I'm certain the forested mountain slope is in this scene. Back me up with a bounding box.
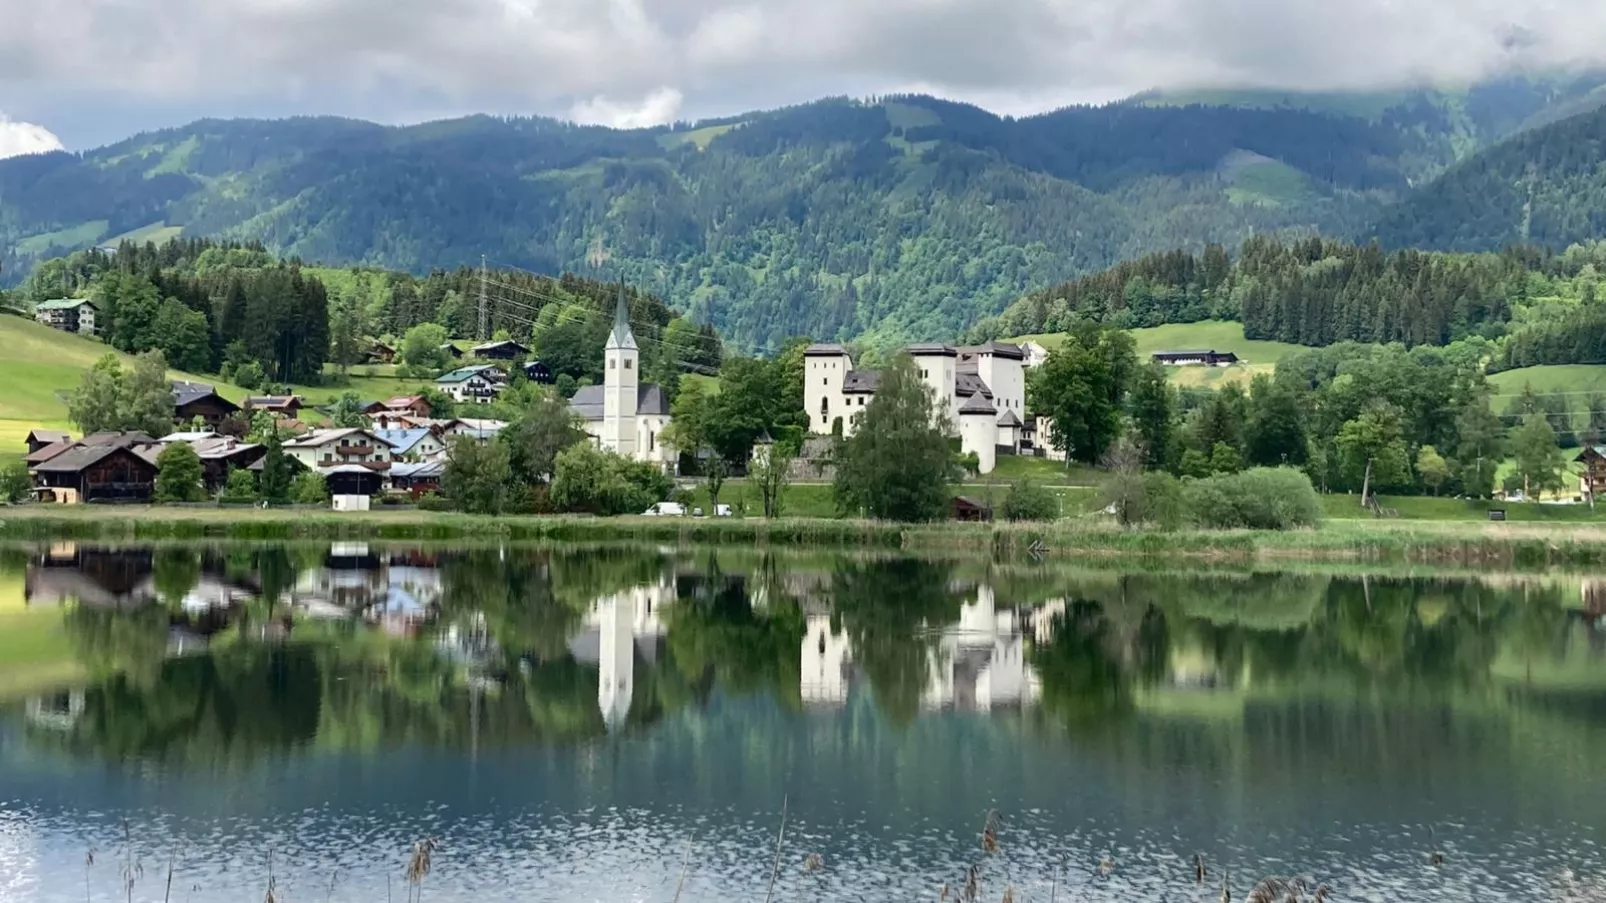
[1369,105,1606,253]
[3,77,1603,348]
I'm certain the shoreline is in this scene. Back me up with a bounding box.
[6,506,1606,566]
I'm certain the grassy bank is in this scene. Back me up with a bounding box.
[8,506,1606,568]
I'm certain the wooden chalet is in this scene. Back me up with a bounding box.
[31,445,158,504]
[521,360,554,384]
[243,395,305,418]
[1576,446,1606,498]
[172,382,241,427]
[366,340,398,364]
[1151,350,1239,367]
[25,430,72,455]
[472,339,530,361]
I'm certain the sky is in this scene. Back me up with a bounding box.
[2,0,1605,155]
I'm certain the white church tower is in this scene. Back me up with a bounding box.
[602,287,639,456]
[597,592,635,732]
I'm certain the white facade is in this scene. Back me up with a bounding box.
[283,429,392,471]
[801,613,852,706]
[804,341,1034,476]
[436,366,504,404]
[589,581,671,731]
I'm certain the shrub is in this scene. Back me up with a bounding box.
[233,361,265,390]
[291,472,329,505]
[219,467,257,503]
[1143,471,1186,531]
[1184,467,1323,530]
[417,493,456,512]
[0,459,30,503]
[154,442,206,503]
[550,443,673,516]
[999,480,1058,521]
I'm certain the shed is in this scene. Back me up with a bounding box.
[952,496,993,523]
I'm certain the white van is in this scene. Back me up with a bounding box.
[642,502,687,517]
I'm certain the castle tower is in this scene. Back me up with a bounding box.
[959,392,997,475]
[603,287,639,457]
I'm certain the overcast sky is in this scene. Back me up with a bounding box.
[2,0,1604,154]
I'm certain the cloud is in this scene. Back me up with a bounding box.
[570,88,685,128]
[3,0,1606,144]
[0,113,62,158]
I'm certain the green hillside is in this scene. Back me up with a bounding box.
[5,74,1602,349]
[1011,321,1302,389]
[0,314,250,455]
[1489,365,1606,416]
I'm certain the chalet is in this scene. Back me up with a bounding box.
[243,395,304,418]
[521,360,554,384]
[440,343,464,360]
[366,340,398,364]
[390,461,444,499]
[952,496,993,523]
[373,428,447,462]
[25,441,77,469]
[1576,446,1606,498]
[34,298,97,335]
[172,382,241,427]
[472,339,530,361]
[25,430,72,455]
[436,365,504,404]
[282,429,393,471]
[1151,350,1239,367]
[157,434,266,491]
[31,445,158,504]
[440,418,508,445]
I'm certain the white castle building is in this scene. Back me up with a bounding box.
[567,291,675,466]
[803,341,1030,475]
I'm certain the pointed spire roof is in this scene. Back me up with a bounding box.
[606,285,637,351]
[959,392,996,415]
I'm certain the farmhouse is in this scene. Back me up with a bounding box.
[25,430,72,455]
[172,382,240,427]
[803,340,1030,475]
[373,428,447,462]
[435,365,504,404]
[1151,349,1239,367]
[243,395,304,418]
[566,292,674,465]
[34,298,97,335]
[31,445,158,504]
[472,339,530,361]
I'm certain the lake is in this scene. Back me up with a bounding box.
[1,542,1605,902]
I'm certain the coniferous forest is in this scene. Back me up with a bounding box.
[4,73,1606,349]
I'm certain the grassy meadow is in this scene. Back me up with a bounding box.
[1010,320,1304,390]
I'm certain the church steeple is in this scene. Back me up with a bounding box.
[607,285,637,351]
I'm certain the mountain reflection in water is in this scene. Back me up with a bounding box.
[2,543,1606,902]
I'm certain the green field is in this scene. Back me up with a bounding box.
[1010,320,1304,389]
[106,221,184,246]
[0,315,250,453]
[1489,365,1606,415]
[12,220,109,256]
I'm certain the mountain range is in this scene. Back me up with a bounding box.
[4,71,1606,350]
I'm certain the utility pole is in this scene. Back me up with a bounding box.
[478,254,488,340]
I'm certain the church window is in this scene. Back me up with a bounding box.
[624,359,632,370]
[648,431,655,451]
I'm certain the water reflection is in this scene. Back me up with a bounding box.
[2,544,1606,901]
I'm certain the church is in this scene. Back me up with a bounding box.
[567,291,675,466]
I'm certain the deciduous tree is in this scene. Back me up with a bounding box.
[833,354,955,522]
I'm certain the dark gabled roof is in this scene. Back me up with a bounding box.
[81,431,159,448]
[472,339,530,353]
[568,384,671,421]
[960,341,1026,361]
[842,370,880,394]
[954,371,993,399]
[804,343,850,357]
[35,298,96,311]
[905,343,957,357]
[1576,446,1606,461]
[26,430,71,444]
[171,381,240,412]
[959,392,996,415]
[33,444,135,474]
[244,395,301,408]
[26,440,77,465]
[996,409,1024,428]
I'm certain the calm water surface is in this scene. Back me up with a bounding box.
[2,543,1606,902]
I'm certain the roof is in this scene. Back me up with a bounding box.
[606,287,638,351]
[567,384,671,420]
[382,395,426,408]
[1577,447,1606,461]
[245,395,301,407]
[26,440,77,465]
[33,445,133,474]
[842,370,880,394]
[996,409,1024,428]
[283,428,373,448]
[159,431,222,443]
[905,343,957,357]
[472,339,529,353]
[436,365,498,384]
[35,298,95,311]
[391,461,446,479]
[959,392,996,415]
[1152,349,1236,358]
[373,429,436,454]
[960,341,1026,361]
[187,437,262,460]
[804,343,850,357]
[81,431,158,448]
[954,371,994,399]
[322,464,384,476]
[26,430,71,444]
[171,381,238,412]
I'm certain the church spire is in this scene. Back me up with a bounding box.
[607,284,637,351]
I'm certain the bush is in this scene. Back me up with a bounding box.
[999,480,1058,521]
[219,467,257,503]
[550,443,673,516]
[1183,467,1323,530]
[291,471,329,505]
[417,493,456,512]
[233,361,266,390]
[1143,472,1186,531]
